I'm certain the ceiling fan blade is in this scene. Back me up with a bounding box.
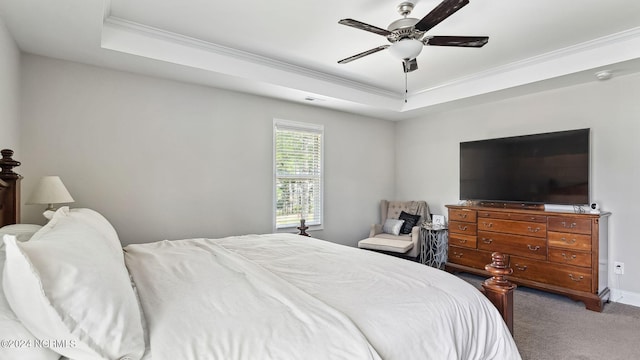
[426,36,489,47]
[414,0,469,32]
[402,58,418,73]
[338,45,390,64]
[338,18,392,37]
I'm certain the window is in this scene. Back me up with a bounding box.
[273,119,323,230]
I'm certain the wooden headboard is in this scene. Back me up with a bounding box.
[0,149,22,227]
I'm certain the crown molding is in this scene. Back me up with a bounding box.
[103,16,400,99]
[414,26,640,95]
[102,0,112,21]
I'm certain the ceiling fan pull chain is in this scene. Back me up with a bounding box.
[405,72,408,103]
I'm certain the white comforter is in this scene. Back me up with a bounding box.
[124,234,521,360]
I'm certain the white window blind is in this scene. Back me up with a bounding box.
[274,120,323,229]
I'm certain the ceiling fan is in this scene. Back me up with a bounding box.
[337,0,488,73]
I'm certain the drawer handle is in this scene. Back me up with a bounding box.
[527,226,541,233]
[527,245,541,251]
[457,239,467,244]
[530,217,537,220]
[482,222,493,228]
[569,274,584,282]
[482,238,493,244]
[561,221,577,229]
[561,253,577,261]
[561,237,577,244]
[457,213,468,219]
[453,252,464,258]
[515,264,528,271]
[457,225,468,231]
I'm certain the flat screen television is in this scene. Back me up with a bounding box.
[460,129,590,205]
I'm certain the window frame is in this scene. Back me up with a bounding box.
[273,119,324,232]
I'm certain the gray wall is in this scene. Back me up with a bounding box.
[395,73,640,304]
[0,18,20,151]
[19,55,395,246]
[13,44,640,305]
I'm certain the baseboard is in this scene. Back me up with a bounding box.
[610,288,640,308]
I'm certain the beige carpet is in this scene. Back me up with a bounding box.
[457,273,640,360]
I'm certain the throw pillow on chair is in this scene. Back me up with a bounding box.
[398,211,421,234]
[382,219,405,236]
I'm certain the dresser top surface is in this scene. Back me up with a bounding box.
[446,204,610,218]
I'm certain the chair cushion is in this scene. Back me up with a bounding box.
[398,211,421,234]
[374,233,412,241]
[358,237,414,253]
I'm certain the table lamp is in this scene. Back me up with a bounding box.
[26,176,74,211]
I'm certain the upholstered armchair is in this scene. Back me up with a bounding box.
[358,200,431,259]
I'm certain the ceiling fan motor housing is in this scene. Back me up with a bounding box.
[388,2,422,42]
[387,18,423,42]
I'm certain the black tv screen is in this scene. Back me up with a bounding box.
[460,129,590,205]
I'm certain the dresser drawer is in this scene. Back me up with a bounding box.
[478,211,546,223]
[449,220,477,236]
[548,231,591,251]
[449,209,477,223]
[447,246,492,269]
[510,256,592,292]
[548,249,592,268]
[477,231,547,260]
[449,233,477,249]
[449,233,478,249]
[477,218,546,238]
[547,216,591,234]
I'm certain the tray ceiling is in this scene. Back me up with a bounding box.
[2,0,640,120]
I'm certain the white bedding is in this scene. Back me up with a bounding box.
[125,234,521,360]
[124,237,381,360]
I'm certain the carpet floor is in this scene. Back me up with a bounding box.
[457,273,640,360]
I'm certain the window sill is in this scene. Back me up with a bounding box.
[274,225,323,234]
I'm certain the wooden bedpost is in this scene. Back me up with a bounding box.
[482,252,516,335]
[0,149,22,226]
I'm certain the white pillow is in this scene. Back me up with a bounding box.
[67,207,123,256]
[2,208,145,360]
[382,218,405,236]
[0,245,60,360]
[33,207,123,261]
[0,224,42,242]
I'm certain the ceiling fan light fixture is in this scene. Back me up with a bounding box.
[388,39,423,60]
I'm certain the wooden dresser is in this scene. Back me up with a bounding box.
[445,205,610,311]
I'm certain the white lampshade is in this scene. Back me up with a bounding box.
[27,176,74,211]
[388,39,423,60]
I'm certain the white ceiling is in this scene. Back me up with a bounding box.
[1,0,640,120]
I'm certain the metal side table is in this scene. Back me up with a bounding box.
[420,224,448,269]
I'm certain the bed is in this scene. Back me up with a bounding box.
[0,149,521,360]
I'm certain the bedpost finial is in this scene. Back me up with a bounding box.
[484,252,514,286]
[491,252,508,269]
[0,149,21,180]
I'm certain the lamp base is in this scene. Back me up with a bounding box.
[297,219,310,237]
